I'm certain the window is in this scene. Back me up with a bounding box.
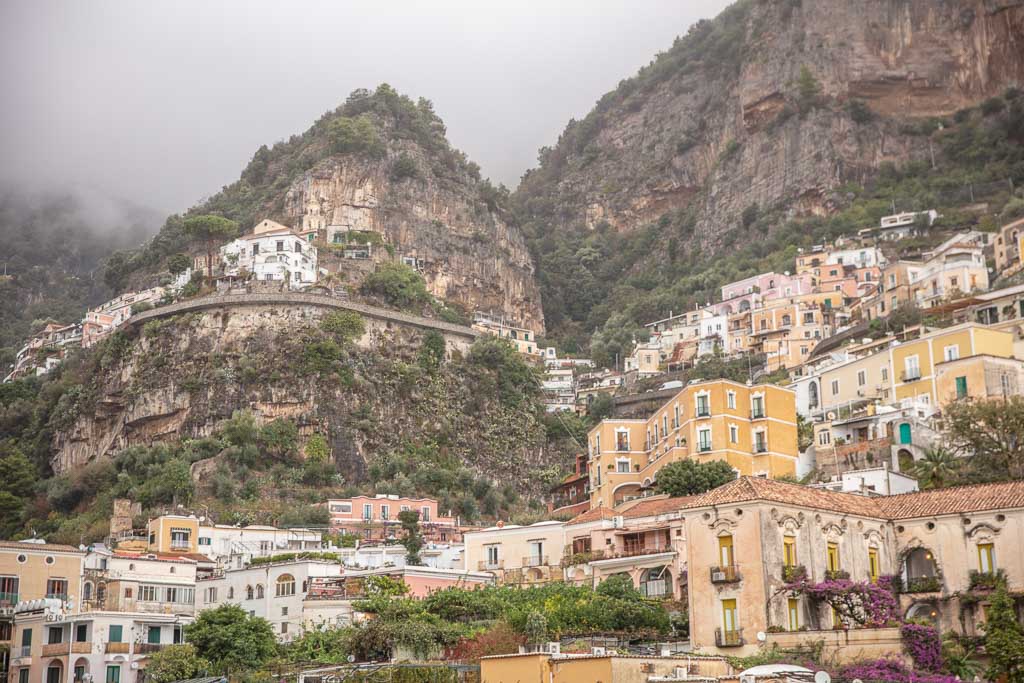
[205,587,217,603]
[140,585,159,602]
[75,624,87,642]
[276,574,296,597]
[198,537,211,546]
[831,379,840,396]
[783,536,797,567]
[281,622,288,634]
[727,391,736,410]
[753,430,767,453]
[662,414,668,437]
[698,428,712,452]
[380,505,390,521]
[147,626,161,644]
[696,394,710,417]
[616,458,631,473]
[170,528,190,549]
[20,670,29,683]
[227,587,234,600]
[955,376,968,399]
[721,598,738,635]
[788,598,800,631]
[124,587,133,599]
[281,606,289,616]
[944,345,960,362]
[904,355,920,381]
[729,425,738,443]
[718,535,734,566]
[276,241,285,252]
[857,370,866,387]
[818,430,831,446]
[674,404,680,427]
[108,625,123,643]
[751,395,765,418]
[246,585,254,600]
[827,543,840,572]
[421,506,430,522]
[868,548,880,582]
[881,368,888,382]
[252,244,259,256]
[486,545,499,567]
[46,579,68,600]
[256,584,265,599]
[48,626,63,645]
[0,575,19,603]
[363,504,373,520]
[106,667,120,683]
[978,543,995,574]
[294,242,302,253]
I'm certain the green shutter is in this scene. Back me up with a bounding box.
[108,625,122,643]
[955,376,968,399]
[106,666,120,683]
[148,626,161,644]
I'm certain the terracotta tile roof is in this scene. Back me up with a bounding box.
[876,480,1024,519]
[676,477,886,518]
[0,540,84,554]
[567,507,616,525]
[112,550,199,563]
[622,496,695,519]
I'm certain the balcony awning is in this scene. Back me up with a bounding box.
[613,525,671,535]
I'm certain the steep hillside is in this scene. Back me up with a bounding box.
[0,190,160,351]
[515,0,1024,345]
[111,85,544,331]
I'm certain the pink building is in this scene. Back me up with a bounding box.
[327,495,459,543]
[716,272,814,315]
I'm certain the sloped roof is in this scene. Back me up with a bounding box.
[0,540,84,554]
[876,480,1024,519]
[677,477,883,517]
[567,507,616,525]
[622,495,695,519]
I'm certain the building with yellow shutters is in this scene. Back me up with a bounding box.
[586,379,798,508]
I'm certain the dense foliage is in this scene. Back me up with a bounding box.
[185,604,278,674]
[654,459,736,497]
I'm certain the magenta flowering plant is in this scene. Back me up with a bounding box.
[838,657,959,683]
[899,623,942,672]
[785,576,899,627]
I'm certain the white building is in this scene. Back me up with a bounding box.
[220,219,318,289]
[826,246,885,269]
[196,524,323,569]
[541,367,577,413]
[809,465,920,496]
[196,558,342,642]
[332,543,464,571]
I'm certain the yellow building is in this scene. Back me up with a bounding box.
[934,354,1024,408]
[0,541,86,662]
[471,313,541,357]
[586,380,798,508]
[145,516,199,554]
[890,323,1014,407]
[481,651,731,683]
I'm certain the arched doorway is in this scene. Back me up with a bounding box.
[46,661,63,683]
[72,657,89,683]
[906,602,940,626]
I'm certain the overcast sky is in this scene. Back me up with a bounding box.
[0,1,730,215]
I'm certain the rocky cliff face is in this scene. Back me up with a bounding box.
[52,301,552,484]
[284,153,543,331]
[516,0,1024,246]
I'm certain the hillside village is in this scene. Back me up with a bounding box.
[4,201,1024,681]
[3,0,1024,681]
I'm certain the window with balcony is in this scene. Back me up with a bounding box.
[753,431,767,453]
[47,626,63,645]
[108,625,122,643]
[46,578,68,601]
[698,429,712,452]
[485,545,499,568]
[106,666,120,683]
[615,430,629,451]
[75,624,87,643]
[0,575,19,606]
[169,528,191,550]
[751,395,765,419]
[719,599,741,646]
[147,626,161,645]
[140,585,159,602]
[696,394,710,417]
[718,535,734,568]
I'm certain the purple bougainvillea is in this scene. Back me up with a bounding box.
[899,623,943,672]
[838,657,959,683]
[785,576,899,627]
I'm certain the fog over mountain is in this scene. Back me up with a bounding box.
[0,0,729,215]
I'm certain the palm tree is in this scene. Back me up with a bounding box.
[913,446,959,489]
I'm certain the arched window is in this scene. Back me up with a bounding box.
[782,314,792,327]
[246,585,254,600]
[83,582,93,601]
[256,584,265,599]
[275,575,295,597]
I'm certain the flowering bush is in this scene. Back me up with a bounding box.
[838,657,960,683]
[900,623,943,672]
[786,577,899,627]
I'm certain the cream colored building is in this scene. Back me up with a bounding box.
[463,521,566,585]
[471,312,541,357]
[934,354,1024,408]
[994,216,1024,276]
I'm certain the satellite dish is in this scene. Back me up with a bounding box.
[756,631,766,642]
[347,655,356,663]
[815,672,833,683]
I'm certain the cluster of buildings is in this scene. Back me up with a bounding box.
[1,493,493,683]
